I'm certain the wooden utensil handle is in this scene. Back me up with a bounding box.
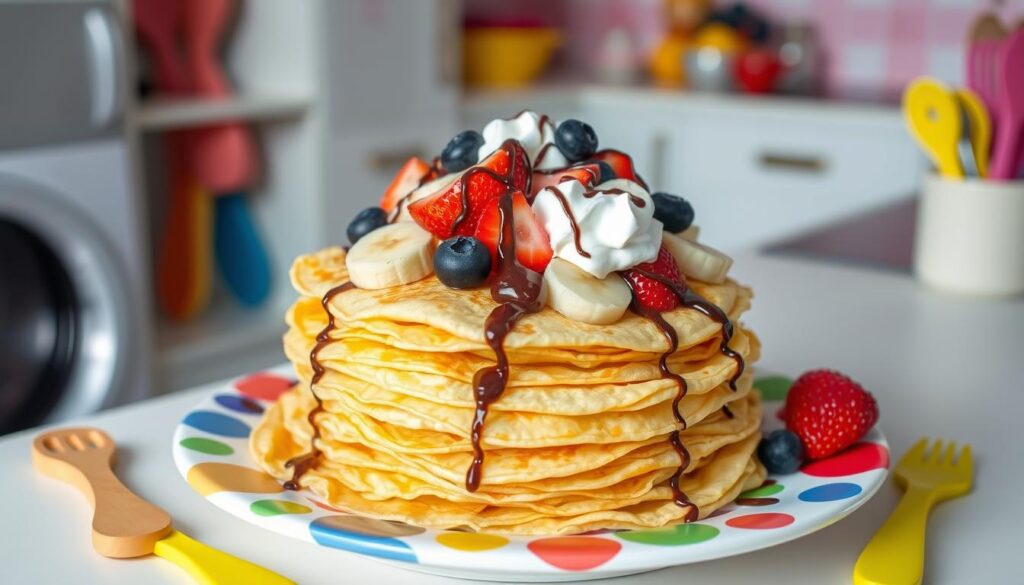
[81,464,173,558]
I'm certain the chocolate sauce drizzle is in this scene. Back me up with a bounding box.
[465,193,545,493]
[622,266,745,520]
[452,139,530,234]
[283,281,356,490]
[632,268,745,390]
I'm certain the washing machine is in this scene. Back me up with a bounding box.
[0,0,153,434]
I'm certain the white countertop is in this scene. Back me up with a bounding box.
[3,251,1022,584]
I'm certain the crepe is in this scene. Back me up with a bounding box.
[251,246,765,535]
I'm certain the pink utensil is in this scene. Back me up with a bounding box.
[132,0,189,94]
[182,0,259,192]
[966,15,1005,135]
[989,29,1024,180]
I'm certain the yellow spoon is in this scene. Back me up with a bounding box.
[853,437,973,585]
[955,88,992,178]
[903,78,964,179]
[32,427,294,585]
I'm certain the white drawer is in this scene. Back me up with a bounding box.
[667,106,922,250]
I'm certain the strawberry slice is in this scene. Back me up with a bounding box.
[475,191,553,273]
[620,246,684,311]
[592,149,647,188]
[529,163,601,198]
[408,140,531,239]
[379,157,431,212]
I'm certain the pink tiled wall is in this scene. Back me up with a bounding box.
[465,0,1023,99]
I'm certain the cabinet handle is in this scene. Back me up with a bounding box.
[758,152,826,173]
[83,7,123,128]
[367,147,428,173]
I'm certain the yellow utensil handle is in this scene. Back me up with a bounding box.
[853,486,933,585]
[153,530,296,585]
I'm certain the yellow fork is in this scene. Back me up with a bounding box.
[853,438,973,585]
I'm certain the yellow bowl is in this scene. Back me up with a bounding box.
[463,28,562,89]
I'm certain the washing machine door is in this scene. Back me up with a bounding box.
[0,174,134,433]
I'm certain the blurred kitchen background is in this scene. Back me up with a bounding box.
[0,0,1019,435]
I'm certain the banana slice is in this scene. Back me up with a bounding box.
[346,221,435,289]
[543,258,632,325]
[679,224,700,241]
[662,231,732,284]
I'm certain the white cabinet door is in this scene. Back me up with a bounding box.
[322,0,458,135]
[667,106,922,250]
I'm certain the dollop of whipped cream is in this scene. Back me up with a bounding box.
[478,111,568,170]
[532,178,663,279]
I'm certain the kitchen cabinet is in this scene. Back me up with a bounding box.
[464,86,923,250]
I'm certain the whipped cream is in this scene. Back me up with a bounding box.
[532,178,663,278]
[478,111,568,171]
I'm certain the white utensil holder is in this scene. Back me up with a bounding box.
[914,174,1024,296]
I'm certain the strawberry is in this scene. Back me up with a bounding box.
[408,140,530,239]
[784,369,879,460]
[475,191,553,272]
[620,247,683,311]
[529,163,601,198]
[379,157,431,212]
[592,149,646,187]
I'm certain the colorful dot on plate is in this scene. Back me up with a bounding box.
[436,532,509,552]
[182,411,250,438]
[798,482,862,502]
[234,372,294,402]
[250,499,312,516]
[616,523,719,546]
[739,482,784,498]
[179,437,234,456]
[527,537,622,571]
[214,394,264,415]
[186,462,283,496]
[802,443,889,477]
[754,376,793,401]
[310,516,418,563]
[725,513,795,530]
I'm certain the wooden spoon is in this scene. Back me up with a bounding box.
[32,428,294,584]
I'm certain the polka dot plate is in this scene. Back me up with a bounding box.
[172,370,889,582]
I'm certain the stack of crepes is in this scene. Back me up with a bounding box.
[251,245,764,536]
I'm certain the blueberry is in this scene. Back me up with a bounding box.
[651,192,695,233]
[592,160,616,183]
[347,207,388,245]
[434,236,492,289]
[555,119,599,162]
[757,430,805,475]
[441,130,485,173]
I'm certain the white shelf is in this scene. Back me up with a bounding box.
[135,94,311,130]
[156,289,293,392]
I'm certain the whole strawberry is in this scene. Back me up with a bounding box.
[621,246,684,311]
[784,369,878,459]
